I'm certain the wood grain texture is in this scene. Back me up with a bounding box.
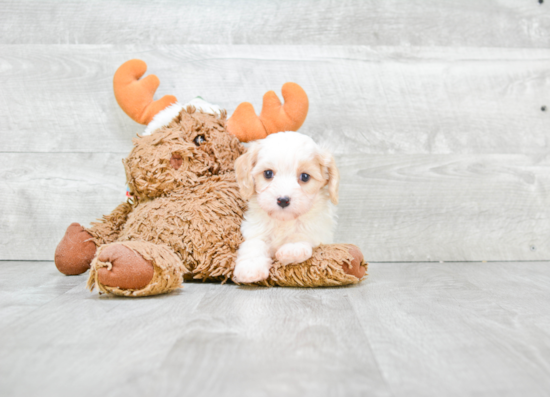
[0,261,83,328]
[335,153,550,261]
[1,261,550,396]
[1,45,549,155]
[1,153,548,261]
[0,0,549,47]
[349,261,550,397]
[0,153,127,260]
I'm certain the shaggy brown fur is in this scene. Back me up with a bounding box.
[88,241,188,297]
[55,106,367,296]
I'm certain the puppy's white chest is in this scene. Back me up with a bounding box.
[267,221,305,254]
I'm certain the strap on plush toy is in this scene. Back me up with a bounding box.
[113,59,309,142]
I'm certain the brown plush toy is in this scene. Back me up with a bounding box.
[54,59,367,297]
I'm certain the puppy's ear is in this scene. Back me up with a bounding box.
[235,143,260,199]
[319,150,339,205]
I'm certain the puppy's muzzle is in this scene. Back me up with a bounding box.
[277,196,290,208]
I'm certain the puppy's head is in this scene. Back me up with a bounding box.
[235,131,339,221]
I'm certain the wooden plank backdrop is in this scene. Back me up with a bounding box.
[0,1,549,262]
[1,0,549,47]
[1,46,549,154]
[1,152,549,261]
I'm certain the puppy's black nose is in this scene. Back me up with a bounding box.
[277,196,290,208]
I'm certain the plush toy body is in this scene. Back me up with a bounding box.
[54,60,367,296]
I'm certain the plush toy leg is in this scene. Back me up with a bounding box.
[264,244,367,287]
[87,241,189,297]
[54,223,97,275]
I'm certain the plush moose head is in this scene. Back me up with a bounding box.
[122,109,245,200]
[113,59,310,200]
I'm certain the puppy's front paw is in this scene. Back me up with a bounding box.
[233,258,271,283]
[275,242,313,265]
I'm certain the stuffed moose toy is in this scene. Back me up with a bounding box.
[54,59,367,297]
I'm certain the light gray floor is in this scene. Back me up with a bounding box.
[1,261,550,397]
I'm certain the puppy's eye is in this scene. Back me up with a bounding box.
[264,170,274,179]
[194,135,206,146]
[300,173,310,182]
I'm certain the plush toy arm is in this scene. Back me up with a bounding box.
[258,244,367,287]
[86,201,135,246]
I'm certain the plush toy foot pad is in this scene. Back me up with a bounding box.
[55,223,96,275]
[88,241,189,297]
[342,245,366,279]
[96,245,154,290]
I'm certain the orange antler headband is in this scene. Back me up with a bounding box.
[226,82,309,142]
[113,59,178,125]
[113,59,309,142]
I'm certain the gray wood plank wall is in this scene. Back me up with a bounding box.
[0,1,549,261]
[2,0,549,47]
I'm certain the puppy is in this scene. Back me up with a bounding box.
[232,131,339,283]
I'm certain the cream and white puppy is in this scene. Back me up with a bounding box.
[232,131,339,283]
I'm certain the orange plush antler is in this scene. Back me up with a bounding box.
[227,83,309,142]
[113,59,178,125]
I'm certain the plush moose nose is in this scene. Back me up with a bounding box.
[277,196,290,208]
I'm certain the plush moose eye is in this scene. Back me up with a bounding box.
[194,135,206,146]
[264,170,274,179]
[300,173,310,182]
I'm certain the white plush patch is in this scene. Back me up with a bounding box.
[185,97,222,116]
[142,97,223,136]
[143,102,183,136]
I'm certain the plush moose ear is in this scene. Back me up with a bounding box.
[234,143,260,199]
[227,82,309,142]
[113,59,178,125]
